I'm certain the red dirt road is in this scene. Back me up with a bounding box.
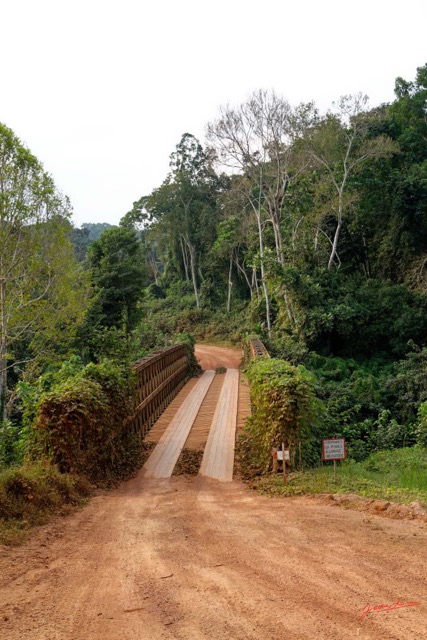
[1,478,426,640]
[194,344,243,370]
[1,346,426,639]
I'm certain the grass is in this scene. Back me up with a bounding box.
[254,446,427,506]
[0,462,92,545]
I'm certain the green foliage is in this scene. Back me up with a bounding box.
[0,420,18,468]
[308,355,382,453]
[0,463,92,545]
[173,333,200,376]
[22,360,141,484]
[385,346,427,424]
[275,269,427,358]
[136,289,251,351]
[415,402,427,447]
[266,335,309,365]
[238,357,319,478]
[255,446,427,505]
[86,226,147,335]
[0,122,90,422]
[373,409,415,451]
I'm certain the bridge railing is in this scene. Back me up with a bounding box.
[131,344,189,437]
[249,338,270,359]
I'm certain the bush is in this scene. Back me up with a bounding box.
[305,354,395,461]
[22,360,141,484]
[238,357,320,479]
[278,270,427,359]
[416,401,427,447]
[385,346,427,425]
[0,463,92,544]
[173,333,200,376]
[373,409,416,450]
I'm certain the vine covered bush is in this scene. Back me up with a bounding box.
[22,359,141,484]
[238,357,320,479]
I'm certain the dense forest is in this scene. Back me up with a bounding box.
[1,64,427,505]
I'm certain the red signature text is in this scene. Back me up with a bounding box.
[360,601,421,620]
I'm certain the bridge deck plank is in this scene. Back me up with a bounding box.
[143,370,215,478]
[199,368,239,482]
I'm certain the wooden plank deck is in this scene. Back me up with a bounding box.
[145,378,198,444]
[143,370,215,478]
[184,373,225,450]
[199,368,239,482]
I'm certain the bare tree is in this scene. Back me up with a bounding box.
[303,94,398,270]
[207,90,310,334]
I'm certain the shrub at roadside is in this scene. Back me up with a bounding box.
[174,333,201,376]
[22,360,142,484]
[0,463,92,545]
[238,357,320,479]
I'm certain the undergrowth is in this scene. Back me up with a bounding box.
[0,463,92,545]
[237,356,320,478]
[22,359,141,484]
[253,447,427,506]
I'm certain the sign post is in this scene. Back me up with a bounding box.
[276,445,290,482]
[322,438,346,481]
[281,442,286,484]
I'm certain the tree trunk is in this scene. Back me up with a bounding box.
[271,213,285,266]
[328,192,343,271]
[235,256,253,299]
[180,236,190,282]
[328,217,343,270]
[255,210,271,336]
[314,227,320,252]
[283,290,296,328]
[148,252,159,284]
[187,241,200,308]
[252,267,260,299]
[249,168,272,335]
[226,253,233,313]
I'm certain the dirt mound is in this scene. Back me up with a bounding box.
[312,492,427,522]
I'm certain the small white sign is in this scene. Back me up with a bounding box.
[322,438,346,461]
[277,450,290,461]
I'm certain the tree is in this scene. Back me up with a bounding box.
[72,222,114,262]
[87,226,147,334]
[140,134,222,307]
[391,63,427,162]
[0,122,89,422]
[207,90,310,334]
[303,95,397,270]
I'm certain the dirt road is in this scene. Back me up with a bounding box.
[194,344,243,370]
[1,345,426,639]
[1,477,427,640]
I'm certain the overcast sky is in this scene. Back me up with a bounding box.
[1,0,426,227]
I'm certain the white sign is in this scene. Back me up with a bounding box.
[322,438,346,461]
[277,450,290,461]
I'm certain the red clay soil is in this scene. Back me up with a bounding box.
[195,344,243,370]
[1,477,426,640]
[0,346,426,640]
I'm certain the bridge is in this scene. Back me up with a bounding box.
[131,343,255,481]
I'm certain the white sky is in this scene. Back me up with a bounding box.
[1,0,426,227]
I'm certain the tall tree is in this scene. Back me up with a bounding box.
[140,134,222,307]
[303,95,397,270]
[207,91,313,334]
[87,226,147,335]
[0,122,88,421]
